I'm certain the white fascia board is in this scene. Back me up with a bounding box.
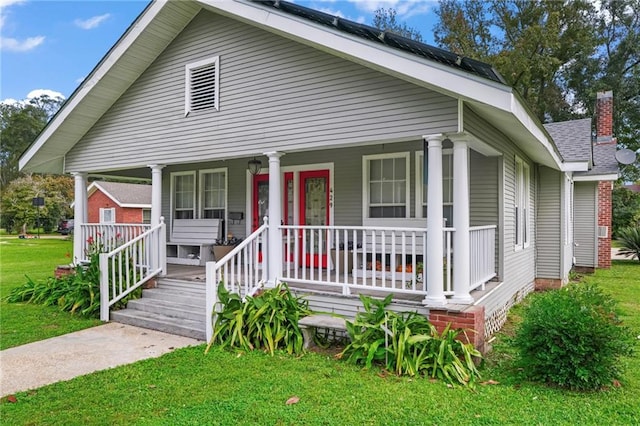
[120,203,152,209]
[92,182,125,208]
[573,173,619,182]
[18,1,167,172]
[561,162,590,172]
[204,0,563,169]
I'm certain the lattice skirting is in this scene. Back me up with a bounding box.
[484,281,535,337]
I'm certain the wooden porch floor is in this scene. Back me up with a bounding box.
[163,264,500,310]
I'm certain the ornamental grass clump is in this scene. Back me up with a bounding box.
[207,282,311,356]
[617,226,640,262]
[514,282,634,391]
[5,232,138,318]
[339,294,481,388]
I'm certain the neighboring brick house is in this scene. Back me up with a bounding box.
[544,91,619,271]
[87,181,152,224]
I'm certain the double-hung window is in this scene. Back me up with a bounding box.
[200,169,227,220]
[363,153,410,218]
[172,172,196,220]
[100,208,116,224]
[416,150,454,225]
[515,156,530,250]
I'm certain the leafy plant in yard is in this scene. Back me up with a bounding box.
[616,226,640,261]
[5,233,138,317]
[514,282,634,391]
[340,294,481,387]
[207,282,311,355]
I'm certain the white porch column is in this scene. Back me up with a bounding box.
[148,164,165,226]
[423,135,447,306]
[451,137,474,303]
[148,165,166,275]
[72,172,88,265]
[265,151,284,287]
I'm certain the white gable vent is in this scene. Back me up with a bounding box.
[185,56,219,115]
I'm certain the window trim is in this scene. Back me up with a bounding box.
[415,149,454,221]
[184,56,220,116]
[99,207,116,224]
[515,156,530,251]
[170,171,197,222]
[362,152,411,221]
[199,167,228,222]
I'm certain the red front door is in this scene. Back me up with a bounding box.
[299,170,330,268]
[252,173,294,263]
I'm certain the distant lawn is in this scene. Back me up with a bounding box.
[0,236,100,350]
[1,259,638,425]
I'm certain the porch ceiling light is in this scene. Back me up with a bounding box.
[248,157,262,175]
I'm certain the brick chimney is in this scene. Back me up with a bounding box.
[596,90,615,144]
[595,90,615,269]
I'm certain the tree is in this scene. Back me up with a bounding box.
[434,0,598,122]
[1,174,74,234]
[612,186,640,237]
[563,0,640,182]
[434,0,640,182]
[372,8,423,41]
[0,94,63,187]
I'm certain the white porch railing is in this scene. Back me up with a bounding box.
[99,220,165,321]
[279,225,456,297]
[469,225,497,291]
[205,222,269,341]
[79,223,152,263]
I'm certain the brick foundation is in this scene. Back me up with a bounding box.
[429,305,486,353]
[597,181,613,269]
[534,277,564,291]
[55,265,75,279]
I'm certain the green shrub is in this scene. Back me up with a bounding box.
[617,226,640,261]
[6,235,139,317]
[207,283,311,355]
[340,294,481,387]
[514,282,634,390]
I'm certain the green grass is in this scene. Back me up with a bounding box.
[0,236,100,350]
[1,252,638,424]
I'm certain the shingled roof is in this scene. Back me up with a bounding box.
[544,118,618,178]
[253,0,506,85]
[89,182,152,207]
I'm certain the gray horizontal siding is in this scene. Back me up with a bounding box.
[574,182,597,267]
[464,105,536,315]
[65,9,457,172]
[536,166,562,278]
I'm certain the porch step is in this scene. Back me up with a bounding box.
[110,309,205,341]
[110,278,206,341]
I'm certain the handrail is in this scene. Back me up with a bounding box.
[99,220,165,321]
[205,222,269,341]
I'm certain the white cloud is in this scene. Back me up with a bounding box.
[1,97,19,106]
[0,0,27,9]
[0,0,46,52]
[74,13,111,30]
[1,89,65,106]
[0,35,44,51]
[27,89,65,100]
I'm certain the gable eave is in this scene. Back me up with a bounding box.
[20,0,563,173]
[19,0,201,174]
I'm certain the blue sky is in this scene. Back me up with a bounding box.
[0,0,439,104]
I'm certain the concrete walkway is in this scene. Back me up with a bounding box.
[0,323,200,397]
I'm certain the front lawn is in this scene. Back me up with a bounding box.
[0,236,100,350]
[1,259,638,424]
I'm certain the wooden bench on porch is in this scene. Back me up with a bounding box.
[166,219,221,266]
